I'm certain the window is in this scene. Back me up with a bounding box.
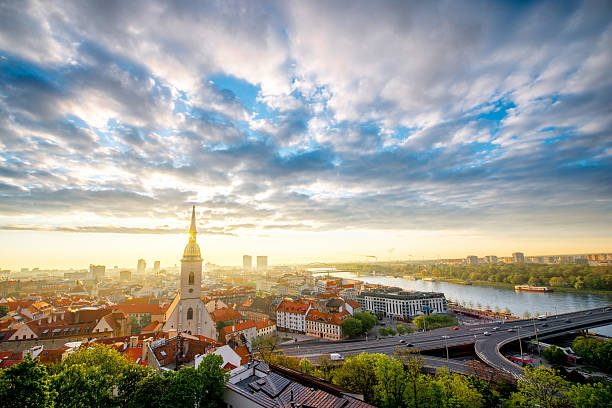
[187,308,193,320]
[188,271,194,285]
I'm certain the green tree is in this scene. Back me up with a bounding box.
[125,372,168,408]
[341,317,363,338]
[51,363,115,408]
[395,348,425,408]
[61,343,127,378]
[0,304,9,318]
[353,312,377,332]
[566,382,612,408]
[116,364,152,406]
[0,354,55,408]
[298,358,314,375]
[542,346,567,365]
[164,354,227,408]
[510,366,570,408]
[375,356,408,408]
[333,353,384,404]
[430,367,484,408]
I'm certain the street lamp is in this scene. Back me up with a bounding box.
[517,326,524,366]
[442,335,449,360]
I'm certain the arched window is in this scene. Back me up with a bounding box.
[187,308,193,320]
[188,271,194,285]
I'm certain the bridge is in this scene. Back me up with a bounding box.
[279,307,612,379]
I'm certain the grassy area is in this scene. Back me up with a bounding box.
[413,314,457,331]
[281,337,292,342]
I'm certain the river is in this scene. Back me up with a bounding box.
[325,272,612,336]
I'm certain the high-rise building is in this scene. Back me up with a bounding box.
[120,270,131,281]
[243,255,252,270]
[154,261,160,275]
[466,255,478,265]
[89,264,105,280]
[485,255,498,264]
[162,206,215,338]
[137,259,146,275]
[257,256,268,271]
[512,252,525,263]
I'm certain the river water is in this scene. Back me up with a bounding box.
[326,272,612,336]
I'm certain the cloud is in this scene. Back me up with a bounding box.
[0,0,610,243]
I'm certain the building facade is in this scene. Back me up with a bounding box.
[256,256,268,271]
[242,255,252,270]
[305,310,348,340]
[356,289,446,319]
[276,300,311,333]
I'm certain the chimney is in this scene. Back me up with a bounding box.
[130,335,138,348]
[168,329,177,339]
[141,338,151,362]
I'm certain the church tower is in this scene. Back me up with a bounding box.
[162,206,214,338]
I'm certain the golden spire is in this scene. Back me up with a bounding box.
[189,205,197,240]
[183,205,201,260]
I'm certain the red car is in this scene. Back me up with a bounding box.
[452,326,460,330]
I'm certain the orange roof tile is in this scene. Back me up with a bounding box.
[222,321,257,335]
[255,320,276,330]
[210,307,242,323]
[277,300,310,315]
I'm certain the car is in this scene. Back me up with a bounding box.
[585,311,593,315]
[483,331,491,336]
[452,326,460,330]
[406,343,414,347]
[565,319,572,323]
[507,328,515,332]
[399,339,406,344]
[537,315,547,320]
[541,323,549,327]
[492,326,499,331]
[379,322,386,326]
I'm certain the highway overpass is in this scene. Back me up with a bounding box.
[279,306,612,379]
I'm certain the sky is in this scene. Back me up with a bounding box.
[0,0,611,269]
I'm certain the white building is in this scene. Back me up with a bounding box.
[276,300,312,333]
[356,289,446,319]
[162,207,215,339]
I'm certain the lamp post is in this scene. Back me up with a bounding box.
[517,326,524,366]
[442,335,449,360]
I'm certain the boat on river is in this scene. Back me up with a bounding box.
[514,285,553,292]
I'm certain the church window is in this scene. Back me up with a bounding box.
[189,271,194,285]
[187,308,193,320]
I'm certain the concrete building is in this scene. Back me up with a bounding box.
[256,256,268,271]
[242,255,252,271]
[512,252,525,264]
[485,255,498,264]
[89,264,105,280]
[162,206,215,338]
[466,255,479,265]
[356,288,446,319]
[137,259,146,275]
[120,270,131,281]
[153,261,160,275]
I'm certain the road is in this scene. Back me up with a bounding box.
[279,306,612,378]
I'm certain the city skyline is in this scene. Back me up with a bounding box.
[1,1,611,268]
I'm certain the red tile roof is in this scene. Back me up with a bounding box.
[222,321,257,336]
[277,300,310,315]
[211,307,243,323]
[233,345,250,365]
[255,320,276,330]
[346,300,361,309]
[140,321,162,333]
[306,310,350,325]
[114,304,165,315]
